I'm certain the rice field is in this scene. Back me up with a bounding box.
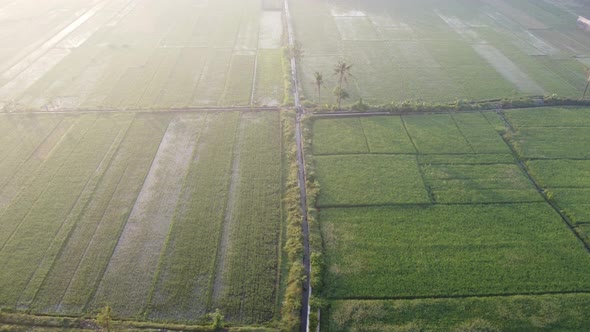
[0,0,285,111]
[0,110,284,325]
[292,0,590,105]
[310,108,590,330]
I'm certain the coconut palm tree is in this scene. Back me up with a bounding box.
[333,60,353,108]
[313,71,324,104]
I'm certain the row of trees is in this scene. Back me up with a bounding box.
[313,60,353,109]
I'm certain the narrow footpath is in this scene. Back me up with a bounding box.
[283,0,311,331]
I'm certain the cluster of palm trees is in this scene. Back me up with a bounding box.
[313,60,353,109]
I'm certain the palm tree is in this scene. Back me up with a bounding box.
[333,60,353,108]
[313,72,324,104]
[582,66,590,100]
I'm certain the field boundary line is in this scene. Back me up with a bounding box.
[306,102,590,118]
[317,201,547,209]
[526,157,590,161]
[415,156,436,204]
[449,113,476,154]
[497,111,590,253]
[329,290,590,301]
[357,118,371,153]
[0,116,98,254]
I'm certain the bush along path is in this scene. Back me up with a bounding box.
[283,0,311,331]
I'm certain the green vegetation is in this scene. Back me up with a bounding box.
[328,294,590,331]
[213,112,282,323]
[0,0,285,110]
[0,111,286,328]
[422,163,541,203]
[320,204,590,299]
[501,107,590,240]
[310,108,590,330]
[314,155,430,206]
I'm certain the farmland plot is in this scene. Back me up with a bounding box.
[0,110,285,325]
[503,107,590,230]
[310,111,590,330]
[0,0,285,110]
[292,0,588,105]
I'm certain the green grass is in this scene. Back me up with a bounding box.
[327,294,590,331]
[546,189,590,224]
[422,163,541,203]
[320,204,590,299]
[312,118,368,155]
[147,112,240,321]
[527,160,590,188]
[504,107,590,127]
[0,115,129,306]
[214,112,282,323]
[31,114,170,315]
[91,115,206,318]
[359,117,415,154]
[402,114,473,154]
[17,114,135,310]
[418,153,515,165]
[253,50,284,106]
[156,48,208,108]
[511,127,590,159]
[314,155,430,206]
[451,112,511,154]
[220,54,256,106]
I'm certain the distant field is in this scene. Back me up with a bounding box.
[310,109,590,330]
[292,0,590,105]
[0,110,284,324]
[0,0,285,111]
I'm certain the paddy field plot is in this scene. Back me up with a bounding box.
[0,0,285,111]
[293,0,590,105]
[504,107,590,236]
[310,110,590,330]
[0,110,284,325]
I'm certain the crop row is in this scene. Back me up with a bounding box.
[147,112,240,321]
[0,114,128,306]
[91,114,206,318]
[30,114,170,314]
[212,111,282,323]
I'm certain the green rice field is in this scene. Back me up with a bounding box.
[0,0,285,111]
[292,0,590,105]
[3,0,590,331]
[310,108,590,330]
[0,110,284,325]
